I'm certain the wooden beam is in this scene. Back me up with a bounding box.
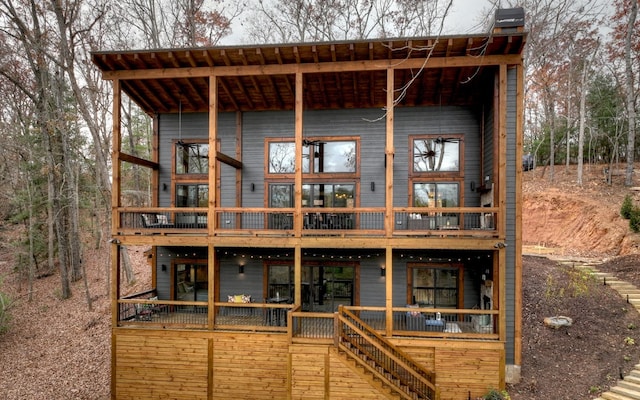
[216,151,243,169]
[208,74,219,235]
[112,79,122,236]
[385,68,395,238]
[101,54,524,80]
[294,72,303,237]
[119,152,159,169]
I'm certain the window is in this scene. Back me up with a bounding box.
[265,261,357,312]
[268,142,297,174]
[174,261,208,301]
[176,184,208,207]
[308,140,356,173]
[413,183,459,208]
[176,142,208,174]
[267,264,294,299]
[173,140,209,209]
[269,184,294,208]
[267,138,358,175]
[412,136,461,173]
[269,183,355,208]
[303,183,354,207]
[407,263,463,308]
[409,135,463,214]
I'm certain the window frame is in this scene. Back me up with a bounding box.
[171,258,208,301]
[409,134,464,178]
[411,182,461,208]
[173,139,209,177]
[406,262,464,308]
[175,183,209,208]
[408,134,464,208]
[265,136,360,179]
[263,260,360,309]
[171,139,210,207]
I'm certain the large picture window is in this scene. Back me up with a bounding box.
[176,142,209,174]
[176,184,208,207]
[411,135,462,174]
[407,263,463,308]
[413,183,459,208]
[267,138,358,175]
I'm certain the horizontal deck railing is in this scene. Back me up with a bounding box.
[214,302,294,331]
[117,295,294,331]
[117,294,498,340]
[290,306,499,340]
[117,207,208,234]
[115,206,499,237]
[118,298,208,328]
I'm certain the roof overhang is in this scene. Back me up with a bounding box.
[92,33,526,114]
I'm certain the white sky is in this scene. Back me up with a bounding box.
[445,0,496,34]
[220,0,498,45]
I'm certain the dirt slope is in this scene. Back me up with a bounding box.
[523,165,640,258]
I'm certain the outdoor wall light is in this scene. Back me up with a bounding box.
[239,264,245,274]
[371,181,375,191]
[470,181,475,192]
[250,183,255,192]
[161,264,166,272]
[380,265,386,277]
[162,183,168,191]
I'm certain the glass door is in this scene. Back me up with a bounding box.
[174,262,208,301]
[302,265,354,312]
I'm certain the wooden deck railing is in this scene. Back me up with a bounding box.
[115,206,499,237]
[118,291,499,340]
[336,306,439,400]
[117,295,294,332]
[289,306,499,340]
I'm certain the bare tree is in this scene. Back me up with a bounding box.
[623,0,637,186]
[506,0,605,183]
[243,0,455,44]
[110,0,242,48]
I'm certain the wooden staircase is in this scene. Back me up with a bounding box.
[334,306,438,400]
[571,264,640,400]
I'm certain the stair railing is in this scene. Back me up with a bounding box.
[335,306,438,400]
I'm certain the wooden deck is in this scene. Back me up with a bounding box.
[112,328,503,399]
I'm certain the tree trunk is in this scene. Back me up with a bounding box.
[120,246,136,285]
[624,0,637,186]
[577,64,587,186]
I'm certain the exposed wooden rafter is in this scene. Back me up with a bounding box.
[92,34,526,113]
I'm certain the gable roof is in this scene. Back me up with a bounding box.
[91,33,525,114]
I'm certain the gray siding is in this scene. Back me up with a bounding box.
[505,68,518,365]
[158,106,486,209]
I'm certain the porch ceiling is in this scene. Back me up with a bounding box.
[92,33,526,114]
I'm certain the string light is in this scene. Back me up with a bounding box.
[155,249,493,263]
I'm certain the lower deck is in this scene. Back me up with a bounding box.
[113,325,504,400]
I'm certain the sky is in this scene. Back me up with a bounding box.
[444,0,496,34]
[220,0,498,45]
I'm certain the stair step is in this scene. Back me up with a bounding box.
[608,282,638,288]
[618,380,640,393]
[601,390,640,400]
[611,385,640,400]
[625,375,640,385]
